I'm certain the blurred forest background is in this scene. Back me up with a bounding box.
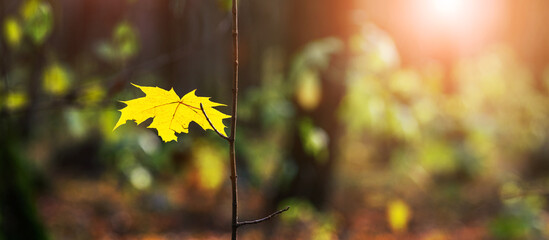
[2,0,549,239]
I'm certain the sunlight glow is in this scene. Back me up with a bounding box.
[411,0,504,57]
[427,0,467,23]
[431,0,465,17]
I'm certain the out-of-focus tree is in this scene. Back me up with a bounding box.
[271,0,356,210]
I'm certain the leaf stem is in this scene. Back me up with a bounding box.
[200,103,230,141]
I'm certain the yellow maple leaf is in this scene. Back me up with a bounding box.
[114,84,230,142]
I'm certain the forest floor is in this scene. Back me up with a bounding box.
[37,176,490,240]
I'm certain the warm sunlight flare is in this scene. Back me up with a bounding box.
[429,0,466,20]
[405,0,504,57]
[421,0,471,28]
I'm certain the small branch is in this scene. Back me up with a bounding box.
[236,206,290,228]
[230,0,239,239]
[200,103,230,141]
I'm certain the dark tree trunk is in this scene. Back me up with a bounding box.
[274,0,355,209]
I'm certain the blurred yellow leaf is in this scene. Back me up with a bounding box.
[114,84,230,142]
[4,91,28,111]
[21,0,40,20]
[78,81,106,106]
[193,142,225,191]
[387,199,411,233]
[312,220,337,240]
[43,63,71,95]
[295,69,321,111]
[3,17,22,47]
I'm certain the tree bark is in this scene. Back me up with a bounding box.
[275,0,354,209]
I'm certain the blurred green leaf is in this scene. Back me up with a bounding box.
[490,215,530,239]
[299,118,329,162]
[96,42,117,61]
[114,22,139,59]
[241,138,281,183]
[290,38,343,82]
[489,194,545,240]
[97,21,139,62]
[279,198,337,239]
[419,140,456,175]
[279,198,316,223]
[21,0,53,45]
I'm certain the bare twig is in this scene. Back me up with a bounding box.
[227,0,288,238]
[200,103,230,141]
[230,0,240,239]
[236,207,290,228]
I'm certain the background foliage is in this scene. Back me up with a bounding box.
[2,0,549,239]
